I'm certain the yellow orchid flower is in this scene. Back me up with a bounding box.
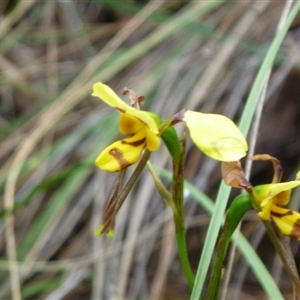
[92,82,160,171]
[93,82,248,172]
[222,155,300,240]
[93,82,248,236]
[254,180,300,240]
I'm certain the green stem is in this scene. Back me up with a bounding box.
[205,221,228,300]
[206,194,253,300]
[146,161,175,210]
[172,134,195,290]
[174,213,195,290]
[148,132,195,290]
[147,160,195,289]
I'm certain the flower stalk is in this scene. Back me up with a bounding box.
[147,135,195,290]
[206,193,253,300]
[171,134,195,290]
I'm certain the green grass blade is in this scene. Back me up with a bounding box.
[239,3,300,136]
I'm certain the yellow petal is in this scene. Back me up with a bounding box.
[95,131,146,172]
[183,110,248,161]
[255,181,300,207]
[271,190,291,206]
[119,113,144,134]
[145,126,160,152]
[258,199,272,220]
[268,181,300,201]
[271,205,300,240]
[92,82,158,134]
[257,190,290,220]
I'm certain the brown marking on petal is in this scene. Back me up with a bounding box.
[115,107,125,113]
[121,138,146,147]
[109,148,129,170]
[290,218,300,240]
[271,210,293,218]
[270,209,300,240]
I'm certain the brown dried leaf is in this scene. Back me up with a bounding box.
[122,87,145,109]
[95,170,126,236]
[251,154,282,183]
[221,161,252,189]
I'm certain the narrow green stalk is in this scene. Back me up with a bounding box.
[206,194,252,300]
[146,161,174,210]
[174,217,195,290]
[147,136,195,290]
[147,160,195,290]
[172,134,195,290]
[206,221,228,300]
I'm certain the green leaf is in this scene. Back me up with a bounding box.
[225,194,253,247]
[160,126,182,164]
[206,194,253,300]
